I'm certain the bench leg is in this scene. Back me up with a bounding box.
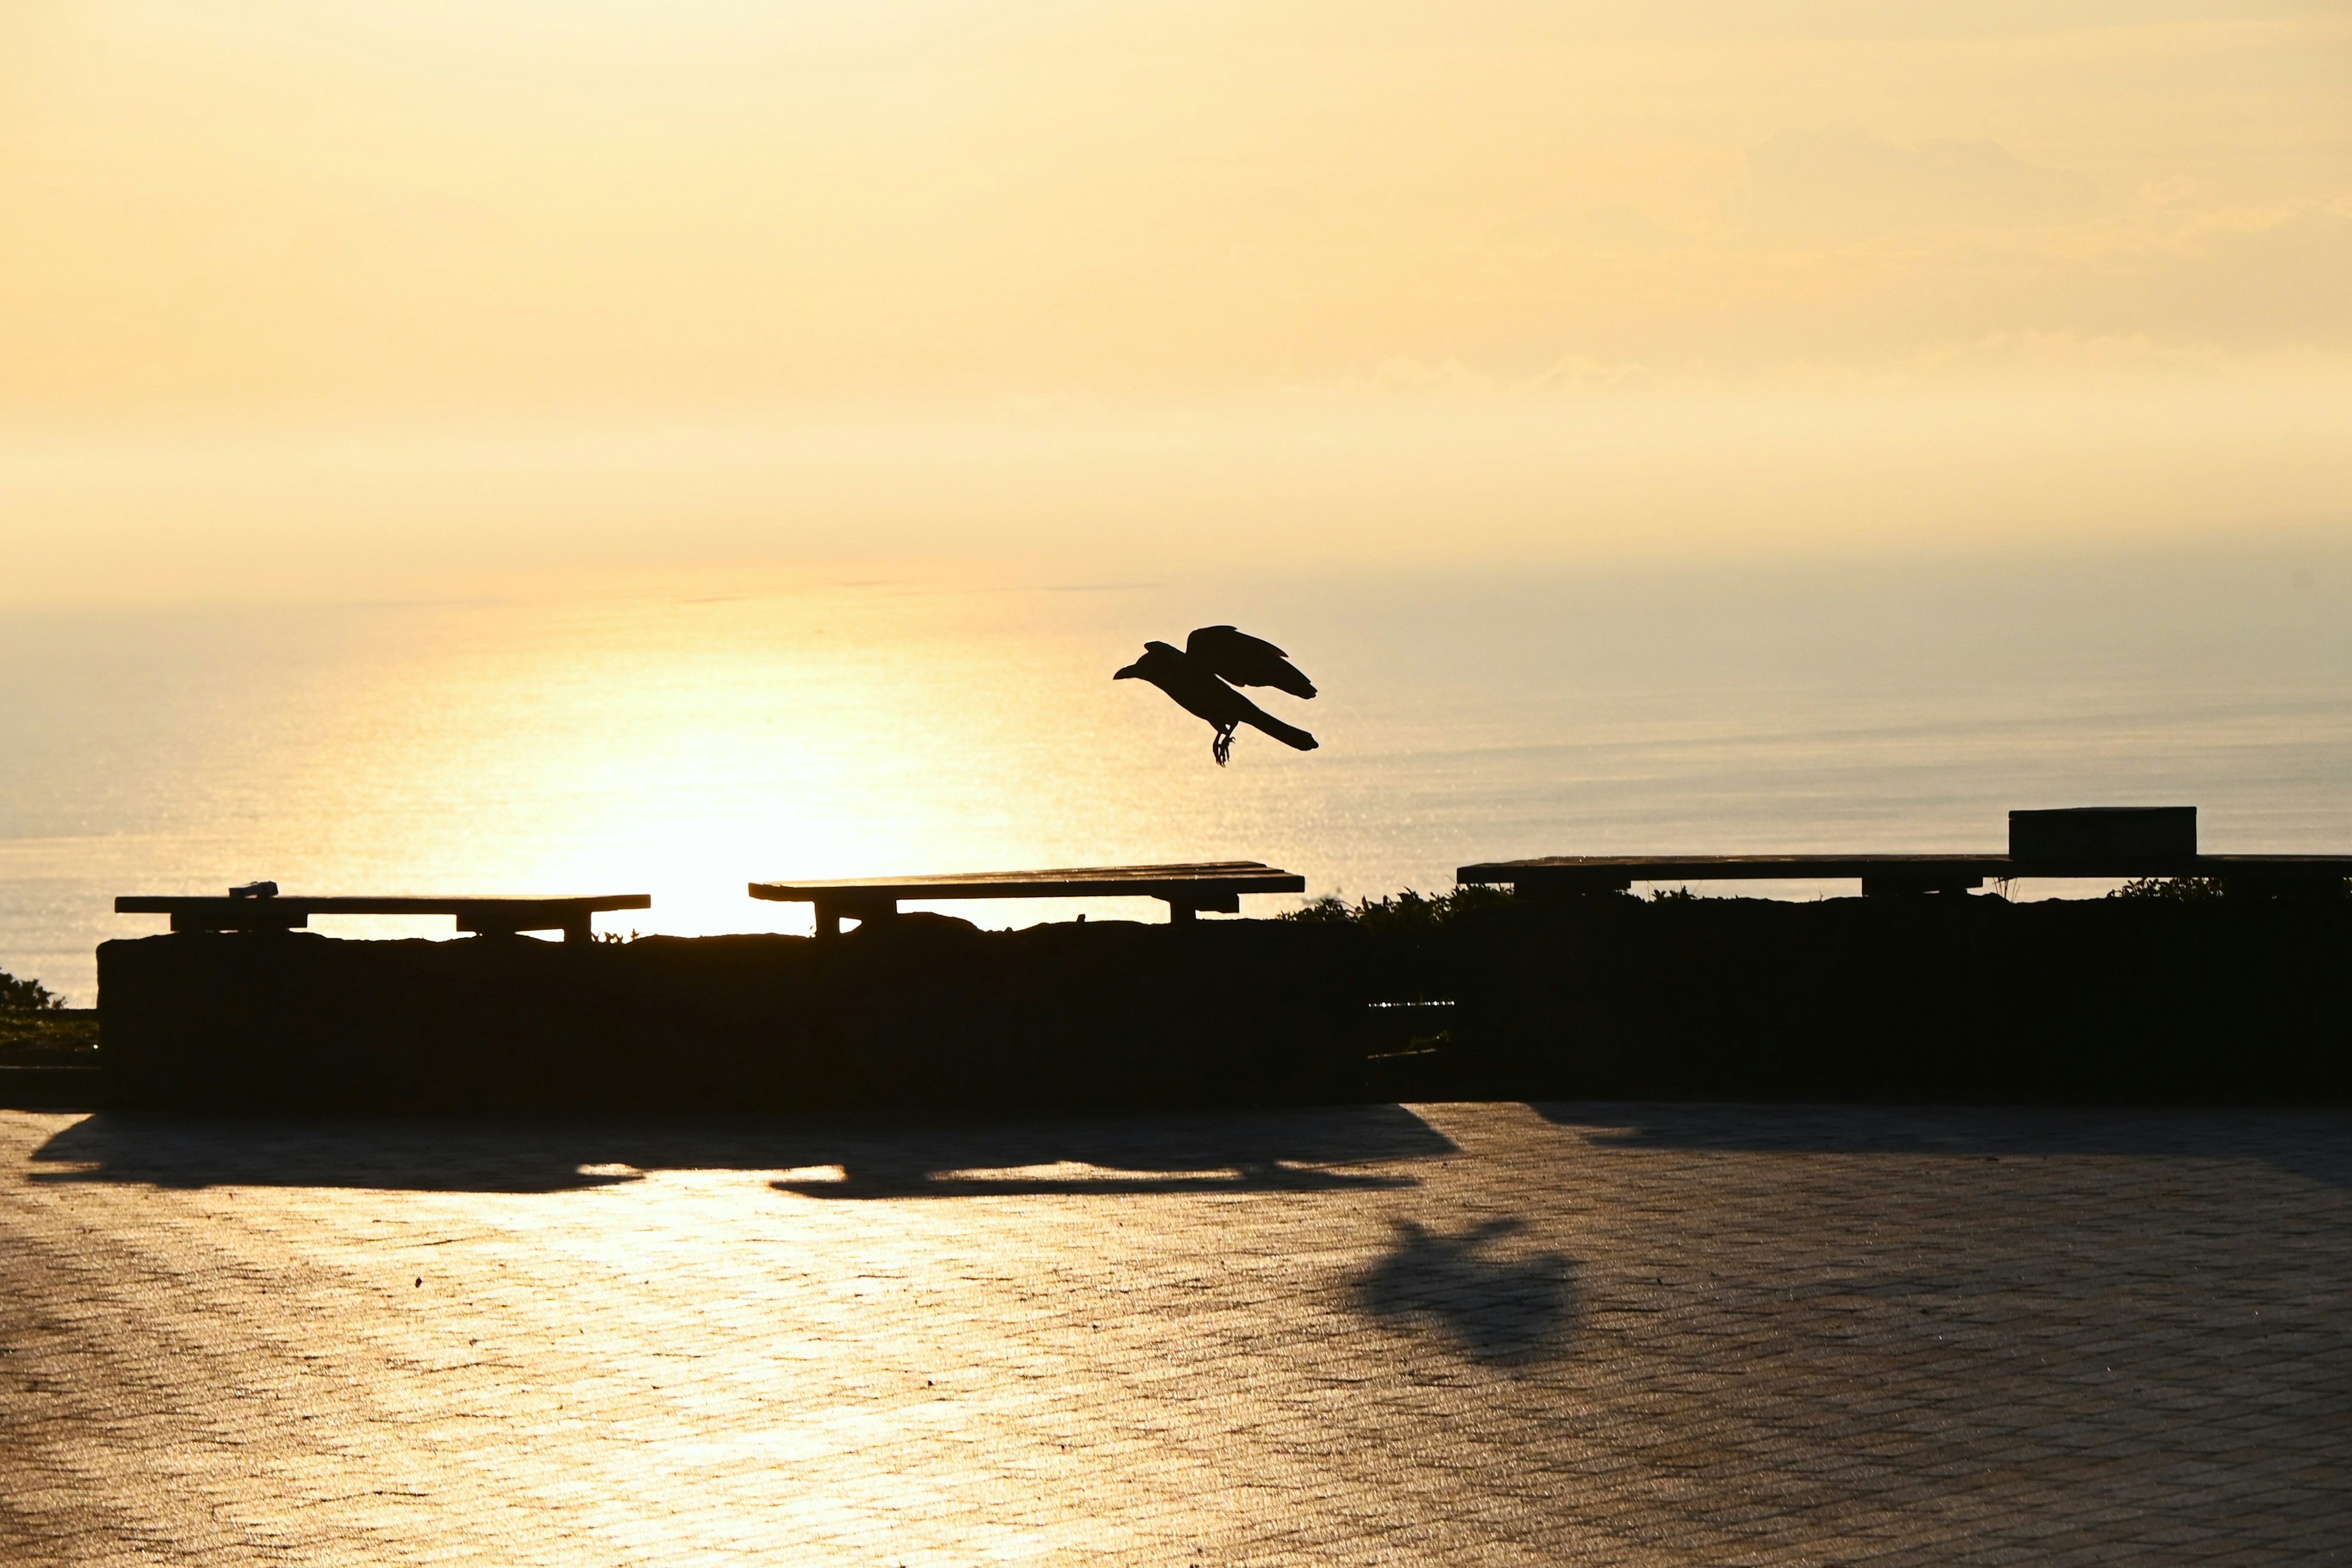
[814,902,897,937]
[1166,902,1196,923]
[562,918,592,943]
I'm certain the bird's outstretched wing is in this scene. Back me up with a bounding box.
[1185,625,1317,699]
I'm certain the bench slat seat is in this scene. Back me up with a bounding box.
[1460,853,2352,896]
[750,862,1305,932]
[115,894,650,941]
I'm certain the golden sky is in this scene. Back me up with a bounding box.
[4,1,2348,601]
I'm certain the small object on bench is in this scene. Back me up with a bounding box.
[749,861,1306,935]
[114,893,651,943]
[228,880,279,900]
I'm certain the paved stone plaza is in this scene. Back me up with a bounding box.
[2,1101,2346,1564]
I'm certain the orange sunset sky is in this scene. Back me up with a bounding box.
[4,0,2347,603]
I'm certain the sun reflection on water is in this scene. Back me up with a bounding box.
[97,579,1339,947]
[9,559,2352,1002]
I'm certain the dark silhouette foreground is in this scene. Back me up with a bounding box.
[78,890,2352,1116]
[1115,627,1319,765]
[99,919,1365,1114]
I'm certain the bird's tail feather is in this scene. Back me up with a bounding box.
[1264,668,1317,700]
[1245,712,1319,752]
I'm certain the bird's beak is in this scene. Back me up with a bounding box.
[1113,662,1140,680]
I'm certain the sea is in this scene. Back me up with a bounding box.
[6,543,2349,1005]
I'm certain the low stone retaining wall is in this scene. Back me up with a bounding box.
[1441,895,2352,1101]
[91,897,2352,1113]
[99,917,1366,1113]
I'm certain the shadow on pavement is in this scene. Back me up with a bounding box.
[1352,1216,1579,1365]
[23,1104,1455,1196]
[773,1159,1414,1198]
[1533,1101,2352,1189]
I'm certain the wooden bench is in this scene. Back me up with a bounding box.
[1460,854,2005,897]
[115,892,652,943]
[749,861,1306,935]
[1458,853,2352,898]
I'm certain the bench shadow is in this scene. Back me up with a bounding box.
[24,1104,1455,1196]
[773,1160,1412,1199]
[1531,1101,2352,1190]
[1351,1216,1579,1365]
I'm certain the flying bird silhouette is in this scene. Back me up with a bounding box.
[1115,629,1319,766]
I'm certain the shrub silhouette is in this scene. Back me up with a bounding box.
[0,967,62,1012]
[1282,885,1517,1001]
[2111,876,2348,902]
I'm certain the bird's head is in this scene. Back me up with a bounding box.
[1113,641,1183,680]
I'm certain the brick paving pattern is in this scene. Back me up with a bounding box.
[2,1101,2347,1564]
